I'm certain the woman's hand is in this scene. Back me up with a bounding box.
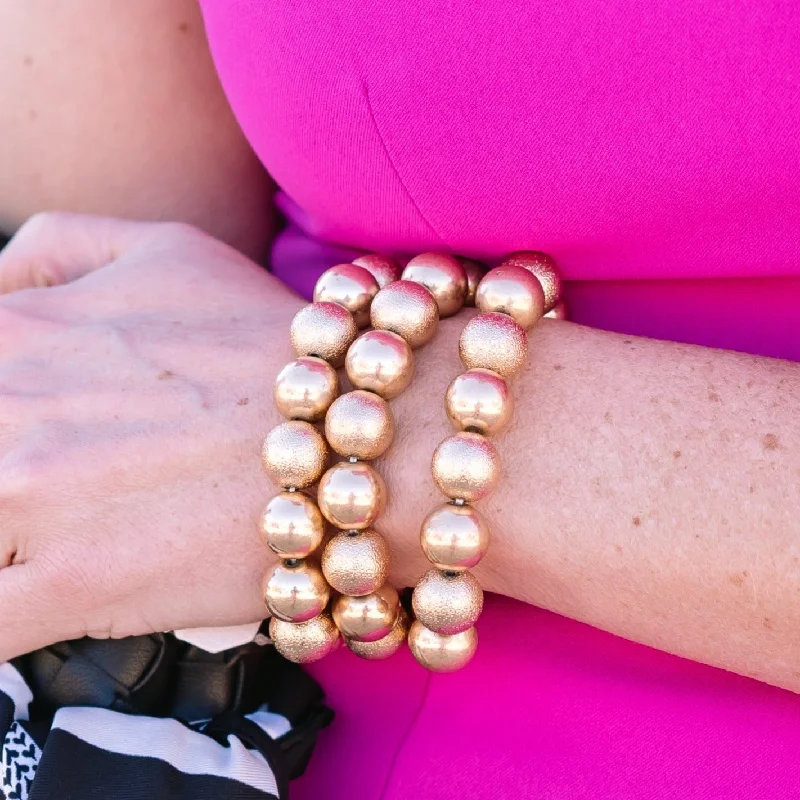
[0,213,300,661]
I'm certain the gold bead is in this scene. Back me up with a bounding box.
[412,569,483,634]
[352,254,402,289]
[457,257,485,307]
[346,609,409,660]
[273,357,339,422]
[322,529,389,596]
[325,390,394,460]
[499,251,562,313]
[290,302,358,368]
[318,461,386,530]
[260,491,324,558]
[262,421,328,489]
[431,431,500,502]
[332,583,400,642]
[401,252,467,317]
[313,263,379,328]
[544,301,569,320]
[420,503,489,570]
[269,614,340,664]
[345,330,414,399]
[445,368,513,436]
[369,280,439,349]
[475,265,545,331]
[408,621,478,673]
[458,312,528,379]
[264,560,330,622]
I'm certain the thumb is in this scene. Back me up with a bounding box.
[0,212,154,294]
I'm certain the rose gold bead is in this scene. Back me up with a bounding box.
[401,253,467,318]
[269,614,340,664]
[412,569,483,635]
[325,390,394,460]
[322,529,389,596]
[347,609,409,660]
[352,254,402,289]
[457,257,485,307]
[260,491,324,558]
[332,583,400,642]
[313,263,379,328]
[458,312,528,379]
[264,560,330,623]
[499,251,562,313]
[476,265,545,331]
[420,503,490,570]
[345,330,414,399]
[369,280,439,349]
[290,302,358,368]
[544,301,569,320]
[431,431,500,502]
[262,421,328,489]
[445,368,513,436]
[273,357,339,422]
[318,461,386,530]
[408,621,478,673]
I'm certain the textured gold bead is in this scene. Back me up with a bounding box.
[445,368,513,436]
[269,614,340,664]
[352,253,402,289]
[457,257,485,307]
[476,265,545,331]
[369,280,439,349]
[431,431,500,502]
[408,621,478,673]
[322,529,389,596]
[544,301,569,320]
[401,252,467,318]
[273,357,339,422]
[325,390,394,460]
[313,263,379,329]
[412,569,483,634]
[499,251,562,313]
[346,609,409,660]
[264,560,330,623]
[332,583,400,642]
[420,503,489,570]
[260,491,325,558]
[318,461,386,530]
[262,421,328,489]
[345,330,414,399]
[290,302,358,368]
[458,312,528,379]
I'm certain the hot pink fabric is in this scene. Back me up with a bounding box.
[200,1,800,796]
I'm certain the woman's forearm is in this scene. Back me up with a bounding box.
[377,316,800,691]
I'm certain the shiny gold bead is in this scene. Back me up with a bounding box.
[475,265,545,331]
[431,431,500,502]
[352,253,402,289]
[544,301,569,320]
[313,263,379,329]
[458,311,528,379]
[262,421,328,489]
[290,302,358,368]
[318,461,387,530]
[401,252,467,317]
[420,503,490,570]
[499,251,562,313]
[264,560,330,622]
[412,569,483,634]
[260,491,325,558]
[269,614,340,664]
[322,529,389,596]
[457,257,485,307]
[369,280,439,349]
[445,368,513,436]
[325,390,394,460]
[332,583,400,642]
[346,609,409,660]
[345,330,414,399]
[408,621,478,673]
[273,357,339,422]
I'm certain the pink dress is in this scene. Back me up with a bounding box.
[200,1,800,796]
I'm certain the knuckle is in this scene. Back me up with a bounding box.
[0,447,49,503]
[16,210,74,240]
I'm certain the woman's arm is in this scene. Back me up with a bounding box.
[0,0,273,259]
